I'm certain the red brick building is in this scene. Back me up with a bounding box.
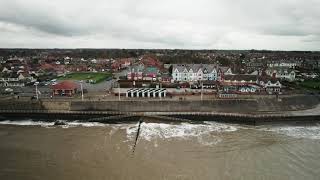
[52,81,78,96]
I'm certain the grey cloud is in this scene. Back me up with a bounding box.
[0,0,319,50]
[0,0,101,36]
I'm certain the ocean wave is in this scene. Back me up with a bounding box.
[0,120,54,127]
[126,122,238,146]
[63,122,107,128]
[0,120,108,128]
[262,126,320,140]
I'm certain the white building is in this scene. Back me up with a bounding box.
[267,60,299,69]
[265,67,296,81]
[258,79,282,94]
[172,64,232,82]
[0,76,25,87]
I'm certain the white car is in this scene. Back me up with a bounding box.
[4,88,13,92]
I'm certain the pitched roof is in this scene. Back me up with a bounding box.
[266,67,295,73]
[144,67,159,73]
[52,81,78,90]
[224,75,258,82]
[172,64,219,73]
[40,63,55,70]
[257,75,280,83]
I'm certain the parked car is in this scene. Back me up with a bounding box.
[4,88,13,93]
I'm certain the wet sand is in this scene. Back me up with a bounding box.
[0,121,320,180]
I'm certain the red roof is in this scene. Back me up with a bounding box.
[139,55,163,69]
[40,63,55,70]
[52,81,78,90]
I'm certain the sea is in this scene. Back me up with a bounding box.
[0,119,320,180]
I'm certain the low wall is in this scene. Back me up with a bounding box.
[41,101,71,111]
[0,100,70,111]
[70,99,258,112]
[255,95,320,112]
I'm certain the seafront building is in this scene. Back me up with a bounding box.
[265,67,296,81]
[0,76,25,87]
[267,60,299,68]
[171,64,232,82]
[52,81,78,96]
[221,74,282,94]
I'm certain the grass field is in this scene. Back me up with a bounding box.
[58,72,112,84]
[298,80,320,90]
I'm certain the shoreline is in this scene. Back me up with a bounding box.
[1,109,320,126]
[1,94,320,125]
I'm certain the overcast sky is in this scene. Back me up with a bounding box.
[0,0,319,50]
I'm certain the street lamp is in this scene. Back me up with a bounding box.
[115,78,121,101]
[34,81,39,100]
[118,80,121,101]
[201,81,203,101]
[159,82,162,100]
[79,80,84,101]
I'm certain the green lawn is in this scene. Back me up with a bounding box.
[58,72,112,84]
[298,80,320,90]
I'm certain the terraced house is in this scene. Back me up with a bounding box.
[265,67,296,81]
[171,64,232,82]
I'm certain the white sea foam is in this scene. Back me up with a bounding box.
[65,122,107,127]
[262,125,320,140]
[0,120,54,127]
[126,122,238,146]
[0,120,109,128]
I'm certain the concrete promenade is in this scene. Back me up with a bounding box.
[0,94,320,125]
[1,106,320,125]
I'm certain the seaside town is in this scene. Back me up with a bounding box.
[0,49,320,100]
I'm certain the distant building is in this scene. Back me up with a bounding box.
[267,60,298,69]
[144,67,160,79]
[246,61,265,73]
[221,75,260,93]
[52,81,78,96]
[0,74,25,87]
[220,74,282,94]
[171,64,232,82]
[127,65,144,80]
[259,79,282,94]
[301,59,320,70]
[265,67,296,81]
[112,58,133,71]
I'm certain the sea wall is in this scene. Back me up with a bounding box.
[70,99,258,112]
[0,100,70,111]
[0,95,318,113]
[41,101,70,111]
[70,95,320,112]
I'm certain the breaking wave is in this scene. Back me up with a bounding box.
[0,120,54,127]
[63,121,107,128]
[126,122,238,146]
[0,120,107,128]
[261,125,320,140]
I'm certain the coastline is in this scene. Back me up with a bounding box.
[1,94,320,125]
